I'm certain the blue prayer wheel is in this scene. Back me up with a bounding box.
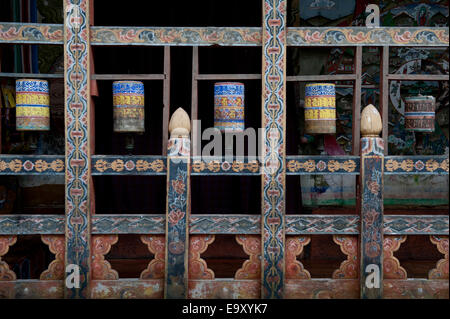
[113,81,145,132]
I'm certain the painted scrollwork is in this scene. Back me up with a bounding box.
[189,235,215,279]
[140,235,165,279]
[40,235,65,280]
[235,235,261,280]
[429,235,449,280]
[92,235,119,280]
[383,235,407,279]
[0,236,17,281]
[286,236,311,279]
[332,235,358,279]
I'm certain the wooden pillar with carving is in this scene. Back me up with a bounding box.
[165,108,191,298]
[359,104,384,299]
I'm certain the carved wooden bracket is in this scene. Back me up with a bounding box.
[189,235,215,279]
[40,235,65,280]
[235,235,261,280]
[332,235,358,279]
[0,235,17,281]
[383,235,407,279]
[286,236,311,279]
[140,235,165,279]
[92,235,119,280]
[429,235,449,280]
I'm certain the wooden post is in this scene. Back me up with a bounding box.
[63,0,92,299]
[261,0,287,299]
[165,107,191,298]
[360,104,384,299]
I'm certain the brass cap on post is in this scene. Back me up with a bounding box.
[361,104,382,137]
[169,107,191,138]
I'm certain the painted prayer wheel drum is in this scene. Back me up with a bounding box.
[214,82,245,132]
[404,95,435,132]
[113,81,145,132]
[16,79,50,131]
[304,83,336,134]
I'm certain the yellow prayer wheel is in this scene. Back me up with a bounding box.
[15,79,50,131]
[304,83,336,134]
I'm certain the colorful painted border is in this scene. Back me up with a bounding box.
[384,216,449,235]
[91,156,166,175]
[0,22,63,44]
[287,27,449,47]
[63,0,91,299]
[191,157,260,175]
[286,156,359,175]
[0,155,64,175]
[384,156,449,175]
[91,215,164,234]
[261,0,287,299]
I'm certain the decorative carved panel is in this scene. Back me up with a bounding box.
[429,236,449,280]
[140,235,165,279]
[40,235,65,280]
[383,235,407,279]
[332,235,358,279]
[189,235,215,279]
[235,235,261,279]
[286,236,311,279]
[92,235,119,280]
[0,236,17,281]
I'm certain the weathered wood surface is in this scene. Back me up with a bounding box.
[261,0,287,299]
[63,0,91,299]
[0,280,64,299]
[91,279,163,299]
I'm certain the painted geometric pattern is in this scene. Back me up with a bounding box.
[1,215,448,236]
[286,156,359,174]
[92,156,166,175]
[384,216,449,235]
[384,156,449,175]
[0,156,64,175]
[191,158,260,175]
[92,215,165,234]
[63,0,91,299]
[286,215,359,235]
[261,0,287,299]
[0,215,65,235]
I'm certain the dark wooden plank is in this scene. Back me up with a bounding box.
[195,74,261,80]
[0,72,64,78]
[285,279,359,299]
[191,47,199,126]
[261,0,287,299]
[0,155,65,175]
[165,137,190,298]
[162,46,171,156]
[387,74,449,81]
[91,279,163,298]
[380,46,389,155]
[91,74,165,80]
[384,279,448,299]
[360,136,385,299]
[352,46,362,156]
[63,0,91,299]
[287,74,356,82]
[0,280,64,299]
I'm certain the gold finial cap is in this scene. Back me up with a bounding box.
[361,104,382,137]
[169,107,191,138]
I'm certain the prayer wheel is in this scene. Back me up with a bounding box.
[304,83,336,134]
[214,82,245,132]
[404,95,435,132]
[16,79,50,131]
[113,81,145,132]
